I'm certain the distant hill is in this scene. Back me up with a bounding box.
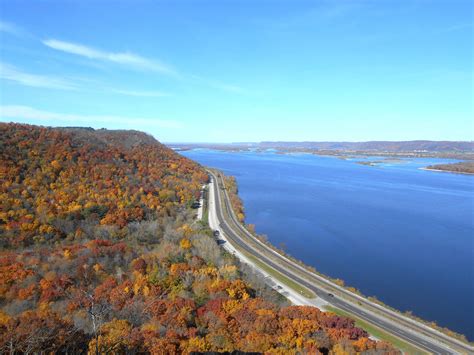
[169,140,474,159]
[258,140,474,152]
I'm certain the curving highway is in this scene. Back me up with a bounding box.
[207,169,472,355]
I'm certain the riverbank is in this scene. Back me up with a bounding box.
[420,167,474,175]
[182,148,474,342]
[206,169,473,353]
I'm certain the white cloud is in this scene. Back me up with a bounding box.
[43,39,176,75]
[0,105,183,129]
[0,62,174,96]
[0,62,76,90]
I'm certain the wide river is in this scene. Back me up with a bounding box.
[181,149,474,340]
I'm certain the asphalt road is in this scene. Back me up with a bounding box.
[208,170,472,355]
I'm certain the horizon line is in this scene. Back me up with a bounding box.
[164,140,474,144]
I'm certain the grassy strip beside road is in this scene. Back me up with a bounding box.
[242,251,316,299]
[201,186,209,224]
[218,175,422,353]
[213,173,316,299]
[212,169,472,353]
[325,306,427,354]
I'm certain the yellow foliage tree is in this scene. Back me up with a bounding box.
[88,319,132,354]
[180,238,192,250]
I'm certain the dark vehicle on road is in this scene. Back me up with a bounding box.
[213,230,220,237]
[328,293,334,297]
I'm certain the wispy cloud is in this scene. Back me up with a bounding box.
[0,62,173,97]
[0,20,27,37]
[0,105,183,129]
[4,30,251,97]
[0,62,77,90]
[191,75,255,95]
[109,89,171,98]
[42,39,177,75]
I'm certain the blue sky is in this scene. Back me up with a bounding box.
[0,0,472,143]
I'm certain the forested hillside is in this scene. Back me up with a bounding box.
[0,124,207,248]
[0,123,397,354]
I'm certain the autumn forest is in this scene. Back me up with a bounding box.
[0,123,398,354]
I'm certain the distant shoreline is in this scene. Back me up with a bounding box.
[419,167,474,176]
[170,144,474,161]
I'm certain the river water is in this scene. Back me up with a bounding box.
[181,149,474,340]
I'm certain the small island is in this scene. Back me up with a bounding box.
[356,158,406,167]
[423,161,474,175]
[357,161,382,166]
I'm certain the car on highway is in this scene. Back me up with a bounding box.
[327,293,334,297]
[213,230,220,237]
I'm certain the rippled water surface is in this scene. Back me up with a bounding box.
[182,149,474,339]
